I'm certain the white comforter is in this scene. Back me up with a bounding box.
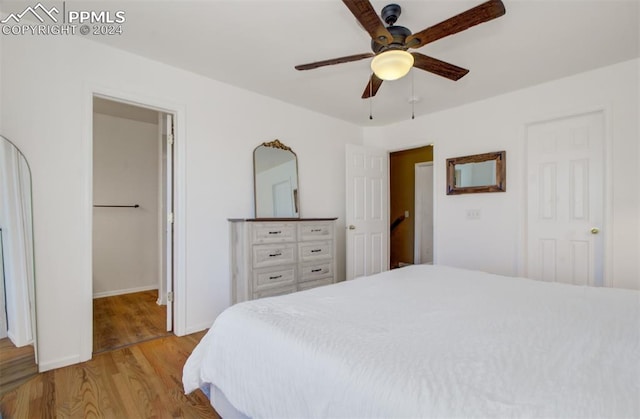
[183,265,640,418]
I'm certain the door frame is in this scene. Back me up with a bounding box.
[159,112,174,331]
[521,105,613,286]
[81,85,187,362]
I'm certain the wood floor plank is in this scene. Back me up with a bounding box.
[0,338,38,396]
[0,331,218,417]
[93,290,171,353]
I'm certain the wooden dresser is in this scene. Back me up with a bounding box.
[229,218,337,303]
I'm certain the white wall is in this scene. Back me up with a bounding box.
[364,59,640,290]
[0,34,360,371]
[92,112,160,297]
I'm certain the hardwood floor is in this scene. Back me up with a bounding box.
[0,338,38,396]
[93,290,172,353]
[0,331,220,418]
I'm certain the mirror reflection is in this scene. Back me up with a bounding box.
[253,140,299,218]
[454,160,497,187]
[0,135,38,383]
[446,151,506,195]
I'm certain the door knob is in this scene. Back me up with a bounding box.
[590,227,600,235]
[348,225,356,230]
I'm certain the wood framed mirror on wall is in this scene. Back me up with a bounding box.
[446,151,506,195]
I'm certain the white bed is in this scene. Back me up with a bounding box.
[183,264,640,418]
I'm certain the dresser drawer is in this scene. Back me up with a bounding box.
[298,277,334,291]
[252,223,296,243]
[253,243,296,268]
[299,222,334,241]
[299,261,333,283]
[253,266,296,291]
[299,241,332,262]
[231,219,337,304]
[253,285,297,300]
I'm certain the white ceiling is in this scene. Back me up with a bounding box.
[75,1,640,126]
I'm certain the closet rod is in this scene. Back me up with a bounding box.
[93,204,140,208]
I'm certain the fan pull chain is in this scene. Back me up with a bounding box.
[369,76,373,120]
[411,69,415,120]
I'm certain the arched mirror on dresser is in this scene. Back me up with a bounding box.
[253,139,299,218]
[0,135,38,390]
[230,139,337,304]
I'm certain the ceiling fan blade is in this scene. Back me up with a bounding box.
[411,53,469,81]
[361,74,383,99]
[342,0,393,46]
[295,53,374,71]
[405,0,506,49]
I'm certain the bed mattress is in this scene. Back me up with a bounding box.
[183,264,640,418]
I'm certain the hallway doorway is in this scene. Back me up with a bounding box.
[389,145,433,268]
[92,97,174,353]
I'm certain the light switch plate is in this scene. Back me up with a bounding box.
[466,209,481,220]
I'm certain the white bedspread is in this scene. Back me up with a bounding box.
[183,265,640,418]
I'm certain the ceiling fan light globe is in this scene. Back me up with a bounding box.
[371,50,414,81]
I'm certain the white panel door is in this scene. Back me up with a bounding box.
[272,180,293,217]
[345,144,389,280]
[526,111,604,286]
[414,162,434,264]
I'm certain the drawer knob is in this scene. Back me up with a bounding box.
[311,268,322,273]
[311,249,321,253]
[268,231,282,235]
[269,275,282,280]
[348,225,356,230]
[268,252,282,257]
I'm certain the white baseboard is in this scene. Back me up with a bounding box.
[182,321,213,337]
[39,354,83,372]
[93,285,159,299]
[6,330,33,348]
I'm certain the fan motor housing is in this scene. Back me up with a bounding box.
[381,3,402,25]
[371,25,411,53]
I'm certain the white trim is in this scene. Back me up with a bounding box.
[6,330,32,348]
[521,104,612,285]
[39,354,82,373]
[157,112,166,306]
[93,285,159,299]
[81,82,188,363]
[173,110,187,336]
[185,321,216,336]
[431,142,439,265]
[602,105,614,288]
[80,88,94,363]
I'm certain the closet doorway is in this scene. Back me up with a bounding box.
[389,145,434,268]
[92,97,174,353]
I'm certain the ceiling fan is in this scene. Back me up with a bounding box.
[295,0,506,99]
